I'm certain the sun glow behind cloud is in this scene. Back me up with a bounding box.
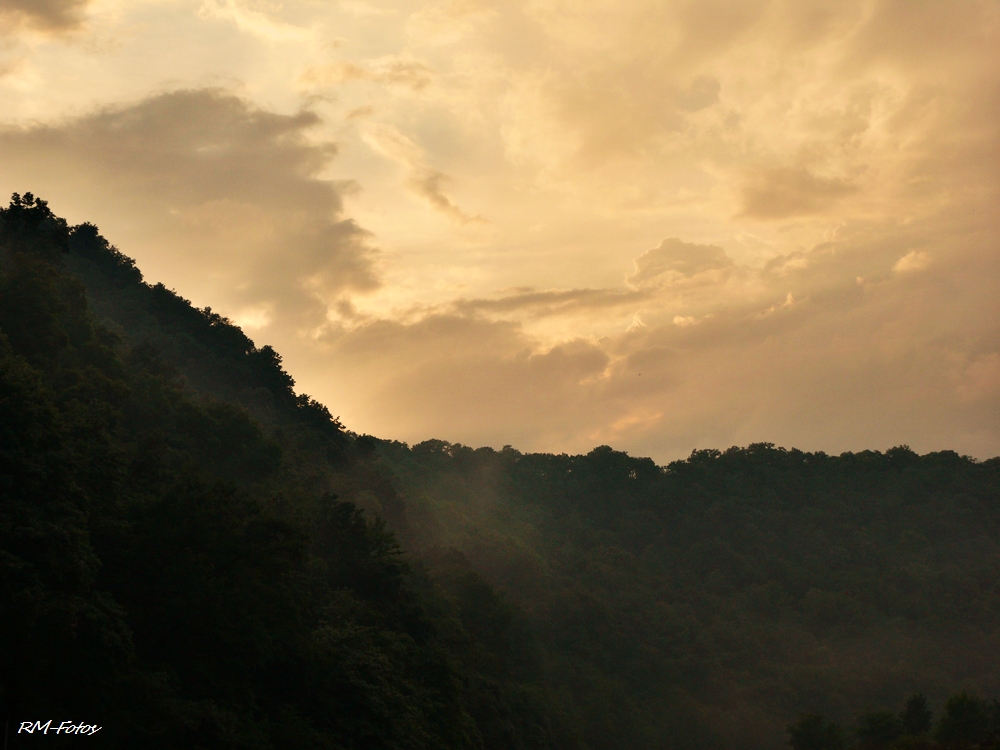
[1,0,998,460]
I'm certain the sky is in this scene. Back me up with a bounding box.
[1,0,998,461]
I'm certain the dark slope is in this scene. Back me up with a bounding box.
[3,193,1000,750]
[375,441,1000,748]
[64,221,335,434]
[0,194,558,750]
[62,220,359,501]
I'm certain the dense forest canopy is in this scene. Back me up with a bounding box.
[2,193,999,749]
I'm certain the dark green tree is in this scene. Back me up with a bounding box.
[858,710,904,747]
[789,714,846,750]
[902,693,933,737]
[934,692,990,748]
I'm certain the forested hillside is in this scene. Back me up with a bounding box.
[377,441,1000,748]
[2,193,999,749]
[0,194,552,749]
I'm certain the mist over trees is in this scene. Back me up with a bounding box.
[2,193,999,749]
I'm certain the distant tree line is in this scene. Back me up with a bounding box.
[790,691,1000,749]
[374,437,1000,749]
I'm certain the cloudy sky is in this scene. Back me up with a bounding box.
[1,0,998,461]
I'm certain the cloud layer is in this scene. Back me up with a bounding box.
[0,89,378,333]
[0,0,89,34]
[1,0,998,460]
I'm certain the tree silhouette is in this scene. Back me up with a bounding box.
[935,692,990,747]
[789,714,846,750]
[902,693,933,737]
[858,710,903,747]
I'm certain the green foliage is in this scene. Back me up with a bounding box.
[789,714,847,750]
[857,710,903,747]
[0,196,488,748]
[902,694,933,737]
[1,192,69,263]
[5,195,1000,750]
[68,223,142,286]
[934,693,991,748]
[375,437,1000,749]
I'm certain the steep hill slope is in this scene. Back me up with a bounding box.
[0,194,557,750]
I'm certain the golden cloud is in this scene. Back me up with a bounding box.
[0,0,89,34]
[627,239,733,286]
[1,0,998,461]
[299,58,434,91]
[0,89,378,328]
[361,123,486,224]
[739,167,859,220]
